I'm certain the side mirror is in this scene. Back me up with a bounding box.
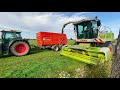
[97,20,101,26]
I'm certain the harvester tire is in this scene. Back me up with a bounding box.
[108,43,114,56]
[102,42,113,56]
[10,41,30,56]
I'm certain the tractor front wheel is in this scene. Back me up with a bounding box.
[10,41,30,56]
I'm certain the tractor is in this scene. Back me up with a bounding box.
[0,30,30,56]
[60,16,115,65]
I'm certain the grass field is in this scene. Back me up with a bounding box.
[0,40,112,78]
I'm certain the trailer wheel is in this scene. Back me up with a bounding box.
[59,45,63,50]
[10,41,30,56]
[59,44,67,50]
[52,45,59,51]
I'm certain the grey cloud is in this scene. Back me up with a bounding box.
[0,12,87,39]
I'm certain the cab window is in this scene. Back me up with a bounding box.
[0,32,2,39]
[16,32,21,38]
[5,32,15,39]
[91,21,98,29]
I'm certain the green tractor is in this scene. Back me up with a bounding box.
[60,17,115,65]
[0,30,30,56]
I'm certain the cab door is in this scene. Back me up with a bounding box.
[2,32,15,53]
[0,32,2,54]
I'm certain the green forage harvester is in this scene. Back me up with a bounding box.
[60,16,114,65]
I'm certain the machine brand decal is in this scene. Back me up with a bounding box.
[80,40,87,42]
[43,37,51,40]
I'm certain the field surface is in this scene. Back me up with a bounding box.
[0,40,112,78]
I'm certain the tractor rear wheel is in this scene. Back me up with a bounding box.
[10,41,30,56]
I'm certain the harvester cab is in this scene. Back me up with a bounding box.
[0,30,30,56]
[60,17,114,65]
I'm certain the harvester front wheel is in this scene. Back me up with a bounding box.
[10,41,30,56]
[108,43,114,56]
[102,42,113,56]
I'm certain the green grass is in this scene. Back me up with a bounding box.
[29,40,38,46]
[67,39,75,45]
[0,40,112,78]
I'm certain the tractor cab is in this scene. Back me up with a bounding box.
[0,30,30,56]
[73,19,101,39]
[0,30,22,54]
[0,30,22,39]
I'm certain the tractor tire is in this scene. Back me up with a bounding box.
[10,41,30,56]
[52,45,59,51]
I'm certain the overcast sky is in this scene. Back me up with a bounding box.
[0,12,119,39]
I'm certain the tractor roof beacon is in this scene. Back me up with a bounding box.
[0,30,30,56]
[60,16,115,65]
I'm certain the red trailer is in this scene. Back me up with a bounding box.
[36,32,67,51]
